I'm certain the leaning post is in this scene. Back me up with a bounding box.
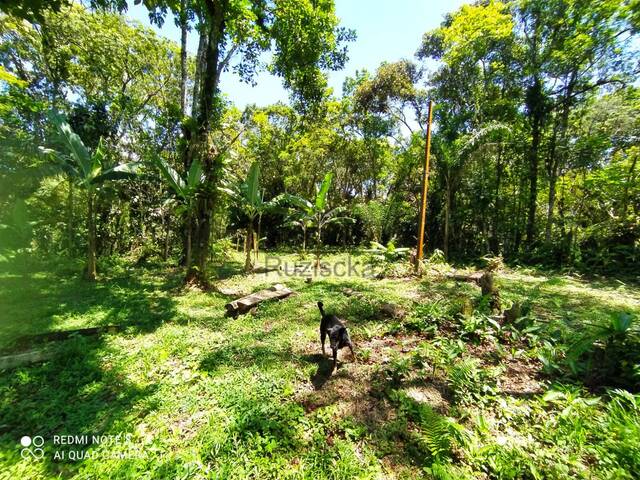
[415,99,434,272]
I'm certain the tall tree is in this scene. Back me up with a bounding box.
[140,0,354,284]
[418,0,519,256]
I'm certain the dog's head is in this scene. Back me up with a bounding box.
[328,325,346,349]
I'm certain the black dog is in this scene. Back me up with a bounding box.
[318,301,354,370]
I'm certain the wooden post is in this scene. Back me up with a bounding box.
[416,99,434,270]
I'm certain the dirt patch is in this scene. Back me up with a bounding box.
[499,357,544,396]
[466,340,544,396]
[401,385,448,413]
[295,334,448,423]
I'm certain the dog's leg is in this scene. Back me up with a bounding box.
[320,329,326,356]
[349,343,355,361]
[332,347,338,371]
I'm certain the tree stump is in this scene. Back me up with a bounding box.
[502,302,522,324]
[380,303,406,319]
[479,272,501,312]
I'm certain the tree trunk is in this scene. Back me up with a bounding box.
[491,147,503,253]
[191,33,207,120]
[545,80,573,244]
[66,176,74,254]
[163,214,171,261]
[620,153,638,218]
[315,226,322,268]
[371,147,377,199]
[545,172,558,243]
[524,10,545,251]
[186,195,213,283]
[184,2,227,285]
[255,213,262,263]
[302,226,306,253]
[525,83,544,249]
[179,0,188,116]
[245,223,254,272]
[85,191,97,281]
[182,219,192,267]
[444,174,451,259]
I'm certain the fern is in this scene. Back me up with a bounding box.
[394,392,452,460]
[415,404,451,459]
[447,357,483,404]
[426,461,459,480]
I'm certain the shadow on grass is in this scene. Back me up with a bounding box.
[0,254,181,476]
[0,255,182,353]
[292,279,388,326]
[296,359,451,472]
[0,334,160,477]
[209,258,245,280]
[300,353,335,390]
[199,341,294,374]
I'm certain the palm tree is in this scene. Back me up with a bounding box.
[285,172,353,267]
[46,112,138,280]
[284,213,313,254]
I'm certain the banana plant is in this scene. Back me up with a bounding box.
[283,213,314,254]
[284,172,353,267]
[366,239,411,264]
[231,162,285,272]
[153,156,204,271]
[44,112,138,280]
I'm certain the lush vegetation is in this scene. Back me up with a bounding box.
[2,0,638,279]
[1,0,639,478]
[1,253,639,478]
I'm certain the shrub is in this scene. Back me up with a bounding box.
[566,312,639,389]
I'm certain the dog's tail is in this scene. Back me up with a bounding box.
[317,301,325,316]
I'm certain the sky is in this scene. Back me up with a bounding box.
[127,0,469,108]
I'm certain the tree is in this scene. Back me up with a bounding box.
[140,0,355,285]
[418,0,520,257]
[45,113,137,280]
[515,0,636,248]
[154,157,205,269]
[353,60,426,136]
[285,172,352,267]
[233,162,284,272]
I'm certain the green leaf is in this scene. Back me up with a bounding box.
[91,162,139,184]
[187,159,204,190]
[245,162,261,207]
[542,390,565,403]
[154,156,186,199]
[282,193,313,212]
[315,172,333,211]
[49,110,93,179]
[0,66,26,88]
[88,138,106,182]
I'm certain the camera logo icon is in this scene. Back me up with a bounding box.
[20,435,44,460]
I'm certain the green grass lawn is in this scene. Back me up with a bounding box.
[0,251,639,479]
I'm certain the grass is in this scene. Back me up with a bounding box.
[0,250,639,479]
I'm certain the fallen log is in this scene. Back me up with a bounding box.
[447,271,501,312]
[251,266,281,274]
[8,325,123,353]
[380,302,406,319]
[446,271,484,283]
[0,349,56,370]
[225,284,293,317]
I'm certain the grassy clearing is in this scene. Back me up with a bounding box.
[0,251,639,479]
